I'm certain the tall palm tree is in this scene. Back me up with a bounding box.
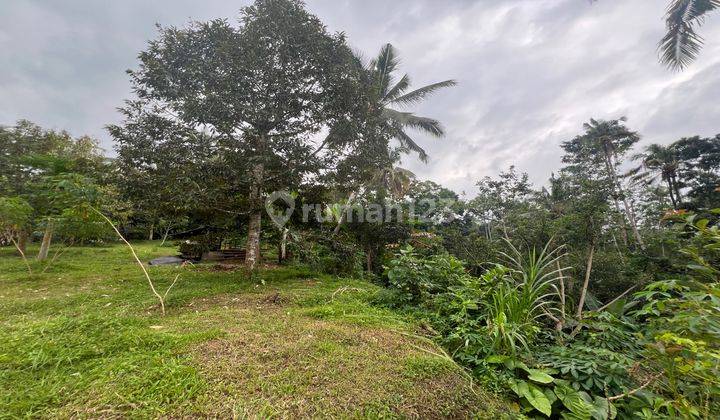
[631,143,684,209]
[367,43,457,162]
[562,118,645,248]
[330,44,455,235]
[660,0,719,70]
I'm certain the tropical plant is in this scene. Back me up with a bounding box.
[384,245,468,305]
[366,43,456,162]
[660,0,720,70]
[632,143,684,209]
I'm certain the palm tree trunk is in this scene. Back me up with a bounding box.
[666,178,678,209]
[671,174,682,207]
[245,161,264,271]
[604,151,643,249]
[37,220,54,261]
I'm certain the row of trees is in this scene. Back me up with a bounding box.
[0,121,113,264]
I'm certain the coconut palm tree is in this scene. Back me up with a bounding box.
[367,43,457,162]
[631,143,684,209]
[660,0,719,70]
[330,44,455,235]
[562,118,645,249]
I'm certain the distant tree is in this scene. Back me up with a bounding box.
[0,197,33,273]
[674,135,720,208]
[0,120,108,257]
[469,166,533,240]
[562,118,644,249]
[631,143,684,209]
[631,136,720,210]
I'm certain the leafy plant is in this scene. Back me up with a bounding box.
[537,344,635,395]
[384,245,468,305]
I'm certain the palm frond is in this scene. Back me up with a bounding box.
[389,79,457,107]
[660,0,720,70]
[389,122,429,162]
[372,43,400,97]
[382,74,411,104]
[382,108,445,137]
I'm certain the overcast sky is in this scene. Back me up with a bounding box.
[1,0,719,196]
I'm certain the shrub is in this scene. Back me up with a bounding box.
[383,246,468,305]
[288,232,364,276]
[536,344,635,395]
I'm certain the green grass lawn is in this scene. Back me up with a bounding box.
[0,242,504,418]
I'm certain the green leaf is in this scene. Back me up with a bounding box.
[485,355,509,364]
[590,396,616,420]
[555,384,593,419]
[525,383,553,417]
[510,380,553,417]
[527,368,555,384]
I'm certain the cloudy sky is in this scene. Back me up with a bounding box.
[1,0,719,196]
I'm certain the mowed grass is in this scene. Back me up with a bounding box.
[0,242,505,418]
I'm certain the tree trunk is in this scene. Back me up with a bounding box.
[604,151,643,249]
[671,174,682,207]
[622,194,645,249]
[366,247,374,272]
[17,230,28,256]
[611,198,629,246]
[148,222,155,241]
[37,221,54,261]
[280,228,288,262]
[576,243,595,320]
[333,190,357,235]
[667,178,678,209]
[245,161,265,271]
[160,226,171,246]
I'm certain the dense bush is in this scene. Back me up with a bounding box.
[288,231,364,277]
[383,246,469,305]
[376,212,720,418]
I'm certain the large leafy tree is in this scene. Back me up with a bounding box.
[118,0,364,269]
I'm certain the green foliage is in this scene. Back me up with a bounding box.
[383,246,468,305]
[0,197,33,240]
[288,232,364,277]
[537,344,635,395]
